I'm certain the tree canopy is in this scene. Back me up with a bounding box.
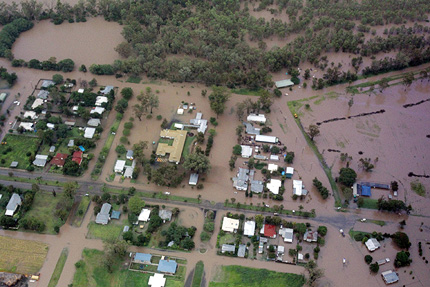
[183,153,211,174]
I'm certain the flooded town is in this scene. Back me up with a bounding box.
[0,1,430,287]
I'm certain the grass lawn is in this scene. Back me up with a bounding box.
[22,191,67,234]
[0,134,40,169]
[182,135,195,158]
[126,76,142,84]
[219,233,235,245]
[48,248,68,287]
[72,196,91,227]
[87,221,124,241]
[72,249,183,287]
[361,198,379,210]
[411,180,426,197]
[192,261,204,287]
[0,235,48,274]
[349,229,371,241]
[209,265,305,287]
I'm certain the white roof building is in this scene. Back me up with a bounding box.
[293,180,303,196]
[47,123,55,130]
[148,273,166,287]
[114,160,126,173]
[381,270,399,285]
[365,238,381,252]
[95,96,108,106]
[84,127,96,139]
[23,111,37,120]
[90,107,105,115]
[244,221,256,237]
[241,145,253,158]
[275,79,294,88]
[87,118,101,127]
[32,154,48,167]
[270,155,279,161]
[222,217,240,233]
[138,209,151,222]
[255,135,278,143]
[279,228,294,243]
[31,98,44,109]
[286,167,294,174]
[78,88,84,94]
[19,122,34,131]
[268,164,278,173]
[5,193,21,216]
[247,113,266,123]
[189,173,199,186]
[267,179,282,194]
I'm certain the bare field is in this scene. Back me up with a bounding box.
[0,235,48,274]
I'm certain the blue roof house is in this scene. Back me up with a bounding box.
[157,260,177,274]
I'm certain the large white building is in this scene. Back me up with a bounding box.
[222,217,239,233]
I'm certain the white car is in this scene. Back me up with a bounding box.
[164,192,170,195]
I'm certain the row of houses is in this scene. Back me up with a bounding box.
[32,151,85,168]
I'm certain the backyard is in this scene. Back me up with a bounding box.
[0,134,40,169]
[86,220,125,241]
[0,235,48,274]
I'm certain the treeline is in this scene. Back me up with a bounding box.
[0,67,17,86]
[11,58,75,72]
[0,18,33,58]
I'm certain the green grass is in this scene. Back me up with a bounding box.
[72,249,184,287]
[349,229,371,241]
[0,174,64,187]
[126,76,142,84]
[86,222,124,241]
[361,198,379,210]
[72,196,91,227]
[182,135,195,158]
[0,134,40,169]
[219,233,235,245]
[231,88,262,96]
[411,180,426,197]
[368,220,386,227]
[48,248,68,287]
[22,191,68,234]
[159,138,174,145]
[209,265,305,287]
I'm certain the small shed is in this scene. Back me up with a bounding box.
[49,146,56,153]
[111,210,121,220]
[381,270,399,284]
[221,244,236,253]
[189,173,199,186]
[285,167,294,178]
[10,161,18,168]
[126,150,134,160]
[0,93,7,102]
[95,203,111,225]
[275,79,294,88]
[123,226,130,233]
[68,139,75,147]
[237,244,246,258]
[5,193,22,216]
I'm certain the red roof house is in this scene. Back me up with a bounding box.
[263,224,277,238]
[50,153,68,167]
[72,151,83,165]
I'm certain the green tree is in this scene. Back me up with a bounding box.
[317,226,327,237]
[392,232,411,249]
[128,195,145,215]
[183,153,211,174]
[338,168,357,187]
[209,86,230,118]
[52,74,63,84]
[369,262,379,273]
[148,93,159,113]
[232,144,242,155]
[63,181,78,199]
[308,125,320,141]
[364,255,373,264]
[394,251,412,267]
[121,87,133,100]
[132,141,148,165]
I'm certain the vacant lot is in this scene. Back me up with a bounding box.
[0,235,48,274]
[209,265,305,287]
[0,134,40,169]
[72,196,91,227]
[72,248,183,287]
[86,221,124,241]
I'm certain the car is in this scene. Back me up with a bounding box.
[394,191,398,197]
[17,102,20,105]
[273,213,279,216]
[164,192,170,195]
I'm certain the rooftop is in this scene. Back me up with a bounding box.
[365,238,381,252]
[156,129,187,163]
[84,127,96,139]
[138,209,151,222]
[237,244,246,258]
[159,209,173,221]
[134,253,152,263]
[222,217,240,233]
[247,113,266,123]
[157,260,177,274]
[381,270,399,284]
[148,273,166,287]
[50,153,68,167]
[263,224,277,238]
[267,179,282,195]
[275,79,294,88]
[221,244,236,253]
[5,193,21,216]
[244,221,256,237]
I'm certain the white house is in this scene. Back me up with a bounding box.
[241,145,253,158]
[32,154,48,167]
[90,107,105,115]
[19,122,34,131]
[95,96,108,106]
[114,160,126,173]
[148,273,166,287]
[293,180,303,196]
[244,220,256,237]
[222,217,239,233]
[23,111,37,120]
[279,228,294,243]
[255,135,278,143]
[365,238,381,252]
[138,209,151,222]
[84,127,96,139]
[268,163,278,173]
[5,193,21,216]
[189,173,199,186]
[247,114,266,123]
[31,98,44,110]
[267,179,282,194]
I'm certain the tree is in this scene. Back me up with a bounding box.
[236,102,246,121]
[209,86,230,118]
[133,104,144,121]
[121,87,133,100]
[394,251,412,267]
[115,98,128,113]
[284,151,294,164]
[392,232,411,249]
[128,195,145,215]
[379,78,389,91]
[63,181,78,199]
[308,125,320,141]
[364,255,373,264]
[305,260,324,287]
[148,93,159,113]
[183,153,211,174]
[317,226,327,237]
[132,141,148,165]
[369,262,379,273]
[232,145,242,155]
[247,158,255,169]
[402,72,414,89]
[63,160,80,176]
[255,214,264,229]
[52,74,63,84]
[338,168,357,187]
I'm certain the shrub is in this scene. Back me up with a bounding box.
[232,144,242,155]
[200,231,211,242]
[156,115,162,120]
[124,122,133,129]
[123,128,131,136]
[364,255,373,264]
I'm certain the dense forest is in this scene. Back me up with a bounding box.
[1,0,430,88]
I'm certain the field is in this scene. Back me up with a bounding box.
[0,134,40,169]
[72,196,91,227]
[86,221,125,241]
[48,248,68,287]
[0,235,48,274]
[72,248,183,287]
[21,191,67,234]
[209,265,305,287]
[191,261,204,287]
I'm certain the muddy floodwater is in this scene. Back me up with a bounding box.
[13,17,123,67]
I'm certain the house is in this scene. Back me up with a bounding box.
[243,122,260,135]
[37,90,49,99]
[123,226,129,232]
[279,228,294,243]
[293,180,306,196]
[72,151,83,165]
[87,118,101,127]
[148,273,166,287]
[232,168,249,191]
[23,111,37,120]
[33,155,48,167]
[221,244,236,253]
[361,185,372,197]
[114,160,126,173]
[285,167,294,178]
[95,96,108,106]
[0,92,7,102]
[19,122,34,131]
[47,123,55,130]
[84,127,96,139]
[134,253,152,264]
[189,173,199,186]
[138,209,151,222]
[250,180,264,193]
[67,139,75,147]
[10,161,18,168]
[365,238,381,252]
[247,114,266,123]
[155,130,187,164]
[157,260,177,275]
[78,88,84,94]
[269,155,279,161]
[111,210,121,220]
[101,86,114,95]
[95,203,111,225]
[304,230,318,242]
[255,135,278,143]
[41,80,55,88]
[159,209,172,222]
[381,270,399,285]
[126,150,134,160]
[65,121,75,127]
[124,167,133,179]
[5,193,21,216]
[241,145,252,158]
[222,217,240,233]
[90,107,105,115]
[49,146,55,153]
[268,163,278,173]
[31,98,44,109]
[237,244,246,258]
[262,224,277,238]
[190,112,208,134]
[277,245,285,255]
[244,221,256,237]
[275,79,294,88]
[267,179,282,195]
[50,153,68,167]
